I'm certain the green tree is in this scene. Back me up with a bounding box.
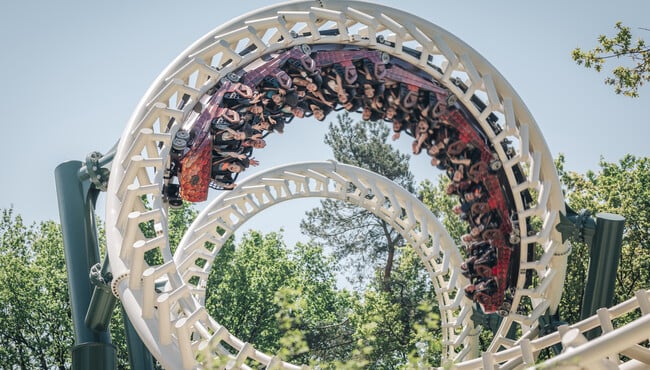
[572,22,650,97]
[205,230,354,364]
[301,112,416,287]
[0,209,73,369]
[556,154,650,324]
[206,231,291,353]
[346,248,441,369]
[288,242,357,363]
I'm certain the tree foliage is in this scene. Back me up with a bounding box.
[346,248,441,369]
[201,229,443,369]
[0,209,73,369]
[205,231,355,364]
[572,22,650,97]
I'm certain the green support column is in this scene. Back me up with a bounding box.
[122,306,156,370]
[55,161,116,370]
[580,212,625,338]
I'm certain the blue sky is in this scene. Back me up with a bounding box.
[1,0,648,243]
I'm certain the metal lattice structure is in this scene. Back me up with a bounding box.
[103,1,581,368]
[457,289,650,369]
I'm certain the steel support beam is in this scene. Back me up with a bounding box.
[580,213,625,337]
[122,306,156,370]
[55,161,116,370]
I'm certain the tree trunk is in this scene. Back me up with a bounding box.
[383,242,395,290]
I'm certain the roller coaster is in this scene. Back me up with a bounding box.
[56,1,650,369]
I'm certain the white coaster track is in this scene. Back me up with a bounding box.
[100,1,650,368]
[173,161,475,363]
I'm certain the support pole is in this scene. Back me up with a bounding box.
[580,213,625,337]
[55,161,116,370]
[122,306,156,370]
